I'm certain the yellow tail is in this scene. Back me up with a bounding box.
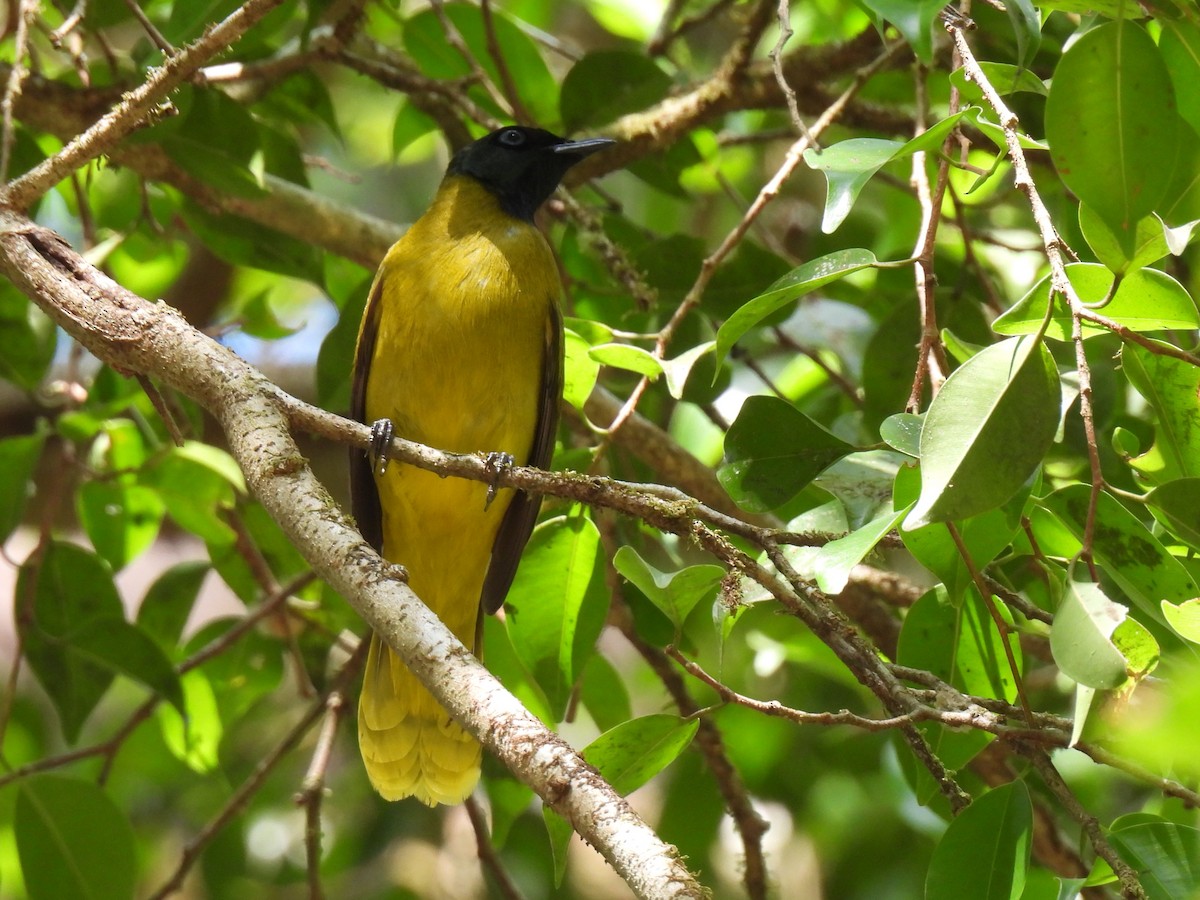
[357,631,482,806]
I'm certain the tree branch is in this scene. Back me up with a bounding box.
[0,211,706,900]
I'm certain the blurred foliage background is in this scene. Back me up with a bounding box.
[1,0,1199,898]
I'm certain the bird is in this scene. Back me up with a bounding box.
[349,126,614,805]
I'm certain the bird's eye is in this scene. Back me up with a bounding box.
[498,128,526,147]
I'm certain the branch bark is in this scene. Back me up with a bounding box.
[0,210,707,900]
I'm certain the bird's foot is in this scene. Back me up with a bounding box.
[482,451,514,509]
[369,419,395,475]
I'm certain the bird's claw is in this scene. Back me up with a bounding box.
[369,419,394,476]
[483,451,514,509]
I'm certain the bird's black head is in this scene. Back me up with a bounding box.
[446,126,614,222]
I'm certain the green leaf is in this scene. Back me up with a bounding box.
[136,561,210,652]
[542,805,573,887]
[897,588,1017,800]
[925,781,1032,900]
[145,441,243,543]
[992,265,1199,340]
[904,337,1058,528]
[1038,486,1199,624]
[1161,20,1200,136]
[16,774,136,900]
[719,395,857,512]
[561,51,672,131]
[1109,822,1200,899]
[1161,599,1200,645]
[588,343,663,379]
[714,249,878,366]
[156,670,222,773]
[1045,22,1180,253]
[316,281,370,411]
[804,111,979,232]
[1079,206,1171,275]
[1122,341,1200,484]
[181,202,324,283]
[1003,0,1042,71]
[1050,576,1129,690]
[580,654,632,733]
[18,542,123,741]
[391,102,438,157]
[896,464,1028,602]
[582,714,699,796]
[1146,478,1200,550]
[563,328,601,410]
[662,341,715,400]
[0,431,45,542]
[164,0,240,44]
[950,65,1046,103]
[880,413,923,457]
[485,775,533,849]
[505,515,610,718]
[162,88,266,199]
[858,0,944,62]
[804,139,903,233]
[811,505,908,594]
[405,4,559,125]
[71,618,185,717]
[76,482,165,571]
[0,281,57,391]
[613,547,723,629]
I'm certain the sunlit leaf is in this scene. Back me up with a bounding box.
[614,547,723,629]
[584,714,699,795]
[992,265,1199,340]
[77,482,165,572]
[505,515,609,718]
[1051,576,1128,690]
[811,506,908,594]
[563,328,601,409]
[1161,20,1200,135]
[1162,599,1200,645]
[714,249,878,366]
[880,413,922,458]
[904,336,1058,528]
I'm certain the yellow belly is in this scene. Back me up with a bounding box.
[356,176,558,804]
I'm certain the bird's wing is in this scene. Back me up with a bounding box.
[349,272,385,553]
[480,301,563,614]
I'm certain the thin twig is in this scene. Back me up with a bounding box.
[121,0,176,55]
[464,796,526,900]
[945,522,1033,721]
[905,62,952,410]
[294,690,349,900]
[479,0,532,125]
[1025,748,1147,900]
[769,0,816,144]
[1,0,39,184]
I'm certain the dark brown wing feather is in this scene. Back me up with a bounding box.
[480,302,563,614]
[348,274,385,553]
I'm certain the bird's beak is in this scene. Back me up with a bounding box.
[553,137,616,158]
